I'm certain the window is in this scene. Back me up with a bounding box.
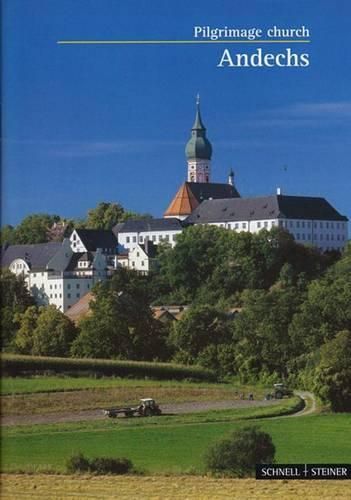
[76,293,80,298]
[55,294,57,298]
[172,234,177,241]
[234,223,239,229]
[271,221,276,226]
[67,284,71,289]
[33,273,36,277]
[152,235,156,241]
[126,236,130,243]
[73,233,76,240]
[76,284,80,289]
[59,294,62,298]
[242,223,246,229]
[307,222,311,228]
[139,236,143,243]
[320,222,323,228]
[87,284,90,288]
[313,222,317,228]
[320,234,323,240]
[302,234,305,240]
[50,294,53,298]
[132,261,135,267]
[296,233,300,240]
[264,221,268,228]
[141,261,144,266]
[257,222,261,228]
[165,235,169,241]
[50,285,53,290]
[289,221,293,227]
[326,222,329,229]
[136,252,140,257]
[133,236,137,243]
[296,221,300,228]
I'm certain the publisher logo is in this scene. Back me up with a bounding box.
[256,464,351,480]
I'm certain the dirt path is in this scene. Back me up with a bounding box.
[1,398,282,427]
[290,391,317,417]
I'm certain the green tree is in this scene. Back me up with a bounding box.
[169,304,231,369]
[86,202,125,230]
[0,225,16,245]
[232,288,304,380]
[13,306,39,353]
[314,330,351,412]
[289,273,351,354]
[157,225,332,305]
[14,213,60,244]
[0,270,35,349]
[14,305,78,356]
[72,269,168,360]
[205,426,275,477]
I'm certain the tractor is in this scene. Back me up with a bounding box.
[266,383,293,400]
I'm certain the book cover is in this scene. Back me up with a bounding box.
[1,1,350,498]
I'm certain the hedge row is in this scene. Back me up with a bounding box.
[1,354,216,381]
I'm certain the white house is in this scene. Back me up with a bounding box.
[70,228,118,254]
[2,238,110,312]
[127,241,158,275]
[114,218,183,251]
[186,192,348,252]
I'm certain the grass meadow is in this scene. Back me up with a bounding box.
[1,376,269,416]
[2,413,350,474]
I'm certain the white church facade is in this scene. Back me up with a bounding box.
[117,98,348,253]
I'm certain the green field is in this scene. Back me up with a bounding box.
[2,411,350,473]
[1,353,215,381]
[1,375,235,396]
[2,375,349,476]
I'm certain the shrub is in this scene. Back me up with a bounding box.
[66,452,90,473]
[204,426,275,477]
[89,457,133,474]
[66,453,133,475]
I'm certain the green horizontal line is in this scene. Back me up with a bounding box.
[57,39,311,45]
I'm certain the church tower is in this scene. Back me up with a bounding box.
[185,95,212,183]
[164,96,240,220]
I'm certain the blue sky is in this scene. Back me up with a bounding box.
[2,0,351,225]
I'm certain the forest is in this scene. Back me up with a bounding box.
[1,203,350,412]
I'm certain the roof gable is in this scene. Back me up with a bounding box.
[164,183,200,217]
[115,218,183,233]
[74,229,117,251]
[1,242,62,270]
[187,182,240,201]
[186,195,348,224]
